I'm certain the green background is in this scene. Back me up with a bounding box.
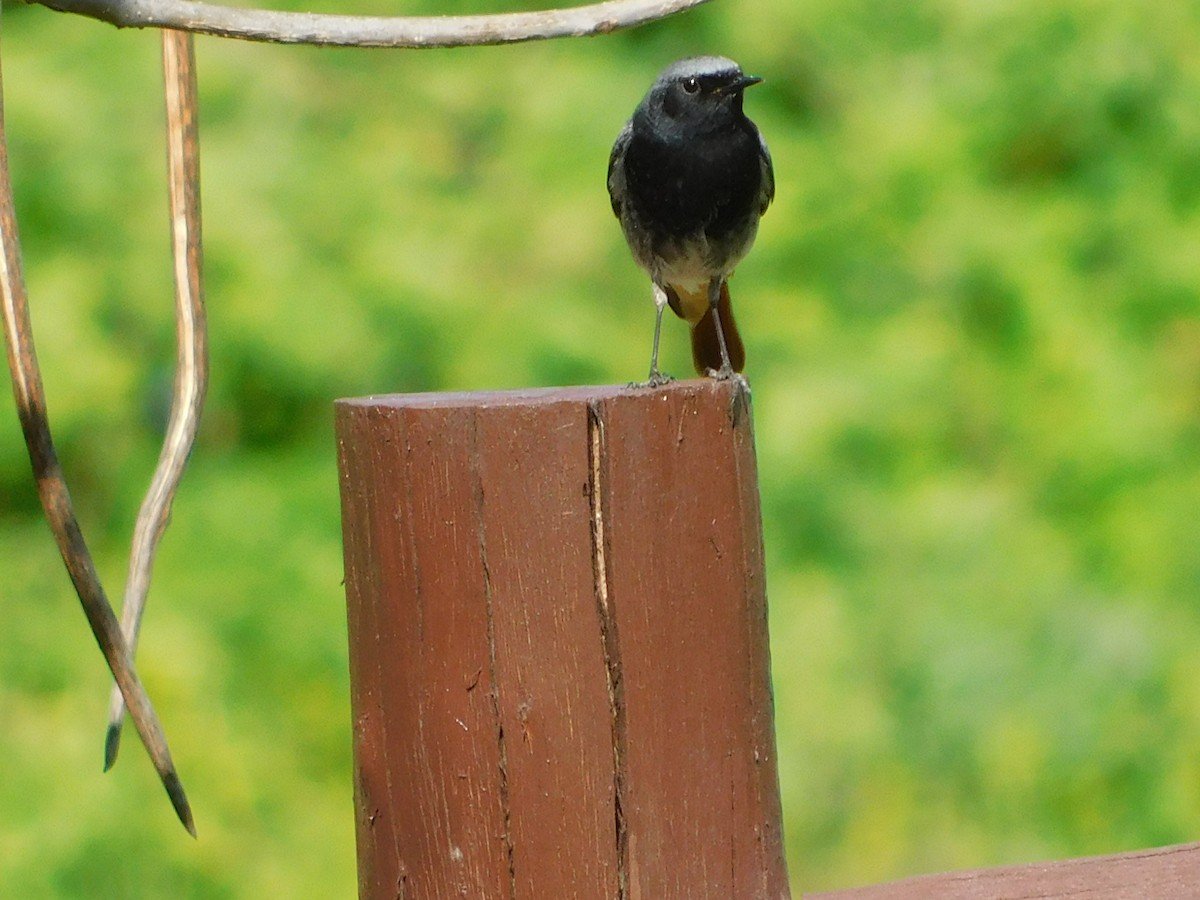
[2,0,1199,894]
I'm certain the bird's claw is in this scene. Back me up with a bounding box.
[632,370,675,389]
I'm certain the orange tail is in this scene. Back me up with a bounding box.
[688,282,745,375]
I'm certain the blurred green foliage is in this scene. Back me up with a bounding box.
[1,0,1199,894]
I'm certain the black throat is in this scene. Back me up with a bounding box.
[623,107,763,243]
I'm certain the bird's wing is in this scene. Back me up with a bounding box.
[607,121,633,218]
[756,125,775,216]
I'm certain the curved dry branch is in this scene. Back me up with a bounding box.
[0,28,195,835]
[104,28,208,777]
[32,0,712,47]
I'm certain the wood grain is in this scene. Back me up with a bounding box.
[805,841,1200,900]
[336,379,789,899]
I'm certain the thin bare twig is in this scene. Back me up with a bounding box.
[30,0,712,48]
[0,18,195,835]
[104,28,208,779]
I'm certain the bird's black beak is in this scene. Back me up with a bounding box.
[733,74,764,92]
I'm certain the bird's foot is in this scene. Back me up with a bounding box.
[631,369,675,389]
[703,367,751,418]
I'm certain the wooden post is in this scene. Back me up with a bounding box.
[335,379,790,900]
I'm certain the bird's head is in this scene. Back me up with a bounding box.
[640,56,763,133]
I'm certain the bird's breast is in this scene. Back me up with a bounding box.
[622,126,765,239]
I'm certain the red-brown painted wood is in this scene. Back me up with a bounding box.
[805,841,1200,899]
[336,379,789,899]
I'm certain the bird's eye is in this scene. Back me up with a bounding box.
[682,77,701,94]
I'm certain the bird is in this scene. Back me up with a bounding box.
[608,55,774,383]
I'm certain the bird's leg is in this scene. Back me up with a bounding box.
[645,282,673,386]
[707,275,734,379]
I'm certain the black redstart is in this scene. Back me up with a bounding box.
[608,55,774,383]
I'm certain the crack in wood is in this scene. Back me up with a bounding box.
[587,400,629,900]
[473,411,518,899]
